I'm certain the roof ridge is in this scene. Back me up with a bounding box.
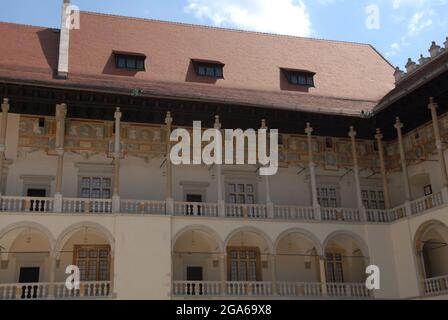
[80,10,373,47]
[0,20,59,31]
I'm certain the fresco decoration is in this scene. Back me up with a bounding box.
[120,124,166,157]
[384,115,441,171]
[18,113,448,171]
[18,116,56,153]
[65,120,111,155]
[276,134,380,171]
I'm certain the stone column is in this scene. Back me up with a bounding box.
[349,126,366,221]
[0,99,10,196]
[165,112,174,214]
[428,98,448,202]
[54,103,67,212]
[214,116,226,217]
[112,108,122,213]
[375,129,391,209]
[48,252,57,298]
[270,254,277,295]
[305,123,321,220]
[319,256,328,295]
[219,254,227,295]
[261,119,274,218]
[394,117,412,215]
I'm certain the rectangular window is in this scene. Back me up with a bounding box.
[227,183,255,204]
[227,247,260,281]
[73,245,110,281]
[326,252,344,283]
[80,176,112,199]
[115,54,145,71]
[361,188,385,210]
[283,69,315,87]
[317,186,339,208]
[193,60,224,78]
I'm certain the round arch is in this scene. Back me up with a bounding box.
[172,225,224,252]
[414,220,448,252]
[323,230,369,259]
[274,228,323,256]
[224,226,274,254]
[0,221,56,257]
[54,222,115,257]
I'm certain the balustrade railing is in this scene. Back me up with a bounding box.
[326,283,370,298]
[321,208,360,222]
[174,202,218,217]
[0,189,445,223]
[0,196,53,213]
[411,192,443,215]
[0,281,112,300]
[121,200,166,215]
[274,205,315,220]
[225,204,268,219]
[62,198,112,213]
[172,281,221,296]
[276,282,322,297]
[424,275,448,296]
[226,282,273,296]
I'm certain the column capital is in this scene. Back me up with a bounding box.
[56,103,67,118]
[428,97,438,110]
[348,126,357,139]
[114,107,122,120]
[305,122,313,135]
[260,119,267,130]
[214,115,221,130]
[1,98,9,112]
[375,128,383,141]
[394,117,403,130]
[165,112,173,125]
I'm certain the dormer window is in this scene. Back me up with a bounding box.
[192,59,224,78]
[114,52,146,71]
[282,69,315,87]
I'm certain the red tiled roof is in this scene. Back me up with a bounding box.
[0,11,396,115]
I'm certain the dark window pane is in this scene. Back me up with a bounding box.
[126,57,136,69]
[198,66,206,76]
[291,74,298,84]
[215,67,223,78]
[136,58,144,70]
[206,67,215,77]
[117,57,126,68]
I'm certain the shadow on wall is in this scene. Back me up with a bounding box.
[185,60,218,85]
[36,29,60,77]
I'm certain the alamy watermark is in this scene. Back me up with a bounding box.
[170,121,279,176]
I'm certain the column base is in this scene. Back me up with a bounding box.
[217,200,226,217]
[166,198,174,215]
[313,204,321,220]
[112,195,121,213]
[441,187,448,204]
[54,193,63,212]
[267,202,274,219]
[404,200,412,217]
[359,206,367,222]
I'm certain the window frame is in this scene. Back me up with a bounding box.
[227,246,262,282]
[283,69,315,87]
[192,60,225,79]
[78,175,113,199]
[114,54,146,71]
[316,185,341,208]
[73,244,111,282]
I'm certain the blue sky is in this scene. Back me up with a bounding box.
[0,0,447,68]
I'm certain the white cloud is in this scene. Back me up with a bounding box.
[407,11,433,36]
[185,0,311,37]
